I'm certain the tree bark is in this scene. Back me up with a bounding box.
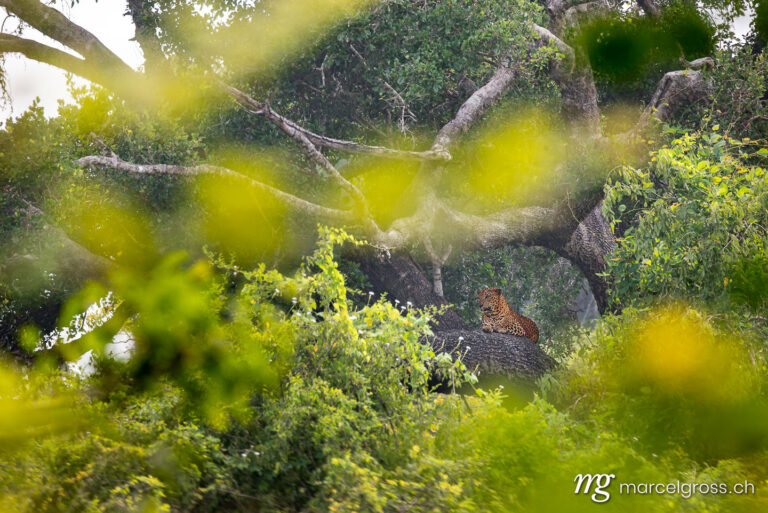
[355,248,468,330]
[125,0,168,75]
[427,329,557,384]
[538,202,616,313]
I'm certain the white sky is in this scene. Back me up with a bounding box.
[1,0,143,123]
[0,2,755,124]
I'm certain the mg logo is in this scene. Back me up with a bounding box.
[574,473,616,503]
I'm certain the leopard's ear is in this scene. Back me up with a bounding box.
[491,287,502,294]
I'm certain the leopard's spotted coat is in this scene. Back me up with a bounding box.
[477,287,539,343]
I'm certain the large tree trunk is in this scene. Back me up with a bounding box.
[356,248,468,330]
[540,203,616,314]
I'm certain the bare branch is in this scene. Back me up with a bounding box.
[216,83,380,233]
[75,155,357,224]
[349,42,416,131]
[220,82,448,162]
[256,102,371,207]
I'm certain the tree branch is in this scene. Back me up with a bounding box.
[431,57,518,154]
[220,82,447,162]
[218,83,382,236]
[0,33,96,79]
[423,238,452,298]
[532,23,575,75]
[680,56,714,70]
[125,0,168,74]
[637,0,661,18]
[632,69,712,135]
[74,155,357,224]
[257,102,369,206]
[0,1,151,104]
[0,0,133,73]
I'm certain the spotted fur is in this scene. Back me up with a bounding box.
[477,287,539,343]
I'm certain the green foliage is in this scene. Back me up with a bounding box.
[579,2,715,85]
[5,390,232,513]
[695,47,768,141]
[545,304,768,463]
[0,229,472,511]
[0,88,206,350]
[604,131,768,311]
[5,228,768,511]
[320,0,551,126]
[5,2,768,511]
[210,0,559,148]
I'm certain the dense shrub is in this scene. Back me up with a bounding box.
[3,227,768,511]
[604,130,768,313]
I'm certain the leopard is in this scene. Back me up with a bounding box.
[477,287,539,343]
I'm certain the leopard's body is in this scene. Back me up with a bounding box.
[477,287,539,343]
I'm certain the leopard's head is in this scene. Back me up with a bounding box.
[477,287,502,313]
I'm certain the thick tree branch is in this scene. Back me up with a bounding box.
[428,330,557,384]
[431,57,518,155]
[0,33,97,80]
[0,0,133,73]
[632,69,712,135]
[0,34,147,104]
[532,24,575,74]
[448,205,559,250]
[0,0,153,105]
[637,0,661,18]
[125,0,168,74]
[539,1,605,138]
[546,0,600,20]
[75,155,357,224]
[681,56,715,70]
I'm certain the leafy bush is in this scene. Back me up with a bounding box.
[5,228,768,511]
[693,47,768,142]
[604,130,768,312]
